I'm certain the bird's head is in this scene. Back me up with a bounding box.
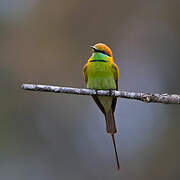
[91,43,113,58]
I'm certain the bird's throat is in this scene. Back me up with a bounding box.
[91,52,109,61]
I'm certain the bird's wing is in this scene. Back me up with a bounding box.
[111,63,119,112]
[112,63,119,90]
[83,62,105,114]
[92,95,105,114]
[83,63,88,84]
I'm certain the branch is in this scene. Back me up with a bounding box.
[21,84,180,104]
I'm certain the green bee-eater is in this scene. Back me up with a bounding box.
[83,43,120,170]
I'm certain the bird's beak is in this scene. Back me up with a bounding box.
[90,46,98,52]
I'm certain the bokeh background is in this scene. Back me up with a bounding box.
[0,0,180,179]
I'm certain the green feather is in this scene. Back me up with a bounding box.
[87,53,116,90]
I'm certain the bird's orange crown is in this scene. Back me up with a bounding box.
[93,43,113,58]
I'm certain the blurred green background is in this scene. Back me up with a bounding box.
[0,0,180,179]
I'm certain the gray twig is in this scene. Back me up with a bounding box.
[21,84,180,104]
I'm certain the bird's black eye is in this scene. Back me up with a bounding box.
[101,50,110,57]
[94,49,110,56]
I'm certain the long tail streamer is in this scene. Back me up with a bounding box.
[111,134,120,170]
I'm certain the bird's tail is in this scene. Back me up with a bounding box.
[111,134,120,170]
[105,110,117,134]
[105,110,120,170]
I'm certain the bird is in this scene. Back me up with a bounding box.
[83,43,120,170]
